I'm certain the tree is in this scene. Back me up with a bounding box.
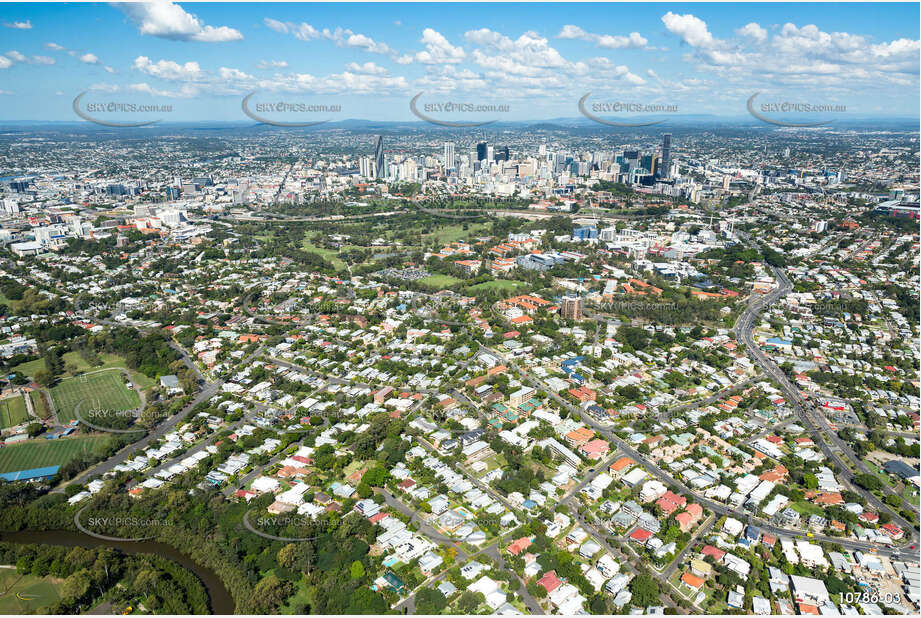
[251,575,292,613]
[350,560,366,579]
[854,473,881,491]
[34,369,54,388]
[415,588,448,614]
[456,590,484,613]
[630,573,660,607]
[277,544,298,570]
[61,568,92,604]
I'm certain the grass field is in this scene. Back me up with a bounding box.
[29,391,49,421]
[0,292,22,313]
[791,500,825,517]
[0,396,29,429]
[49,370,141,423]
[0,435,110,474]
[0,569,62,613]
[12,353,155,390]
[419,274,465,289]
[466,279,528,294]
[302,238,347,270]
[419,222,491,245]
[9,357,45,378]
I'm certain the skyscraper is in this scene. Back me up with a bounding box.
[476,142,487,161]
[496,145,510,162]
[659,133,671,179]
[561,295,584,321]
[443,141,455,171]
[359,157,374,178]
[374,135,385,179]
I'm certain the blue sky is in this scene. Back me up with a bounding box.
[0,2,918,122]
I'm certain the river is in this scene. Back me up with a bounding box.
[0,529,235,614]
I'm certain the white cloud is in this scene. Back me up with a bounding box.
[218,66,252,81]
[3,20,31,30]
[345,61,388,75]
[466,29,569,75]
[79,53,100,64]
[264,18,394,55]
[0,56,12,70]
[129,82,200,98]
[736,22,767,43]
[114,1,242,42]
[45,42,65,51]
[871,38,920,59]
[89,82,120,93]
[257,59,288,69]
[3,50,55,66]
[661,12,716,48]
[133,56,204,81]
[557,25,649,49]
[416,28,465,64]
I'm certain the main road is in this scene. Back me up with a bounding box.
[56,345,264,492]
[734,264,918,537]
[486,343,912,558]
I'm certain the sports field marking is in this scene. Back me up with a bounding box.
[49,370,140,423]
[0,435,109,474]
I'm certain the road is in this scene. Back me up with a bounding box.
[488,343,912,558]
[733,264,919,536]
[663,515,716,579]
[658,376,761,422]
[56,345,264,492]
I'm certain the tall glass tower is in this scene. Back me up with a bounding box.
[660,133,672,179]
[374,135,385,179]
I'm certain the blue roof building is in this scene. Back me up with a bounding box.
[0,465,60,482]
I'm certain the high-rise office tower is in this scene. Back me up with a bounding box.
[660,133,671,179]
[476,142,487,161]
[624,150,641,172]
[561,295,584,321]
[359,157,374,178]
[374,135,385,179]
[486,145,494,162]
[496,145,510,162]
[443,142,455,170]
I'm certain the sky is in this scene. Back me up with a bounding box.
[0,2,918,123]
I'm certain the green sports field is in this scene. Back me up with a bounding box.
[0,569,62,613]
[0,435,110,474]
[419,274,465,289]
[466,279,529,294]
[0,396,29,429]
[12,352,155,390]
[49,370,141,423]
